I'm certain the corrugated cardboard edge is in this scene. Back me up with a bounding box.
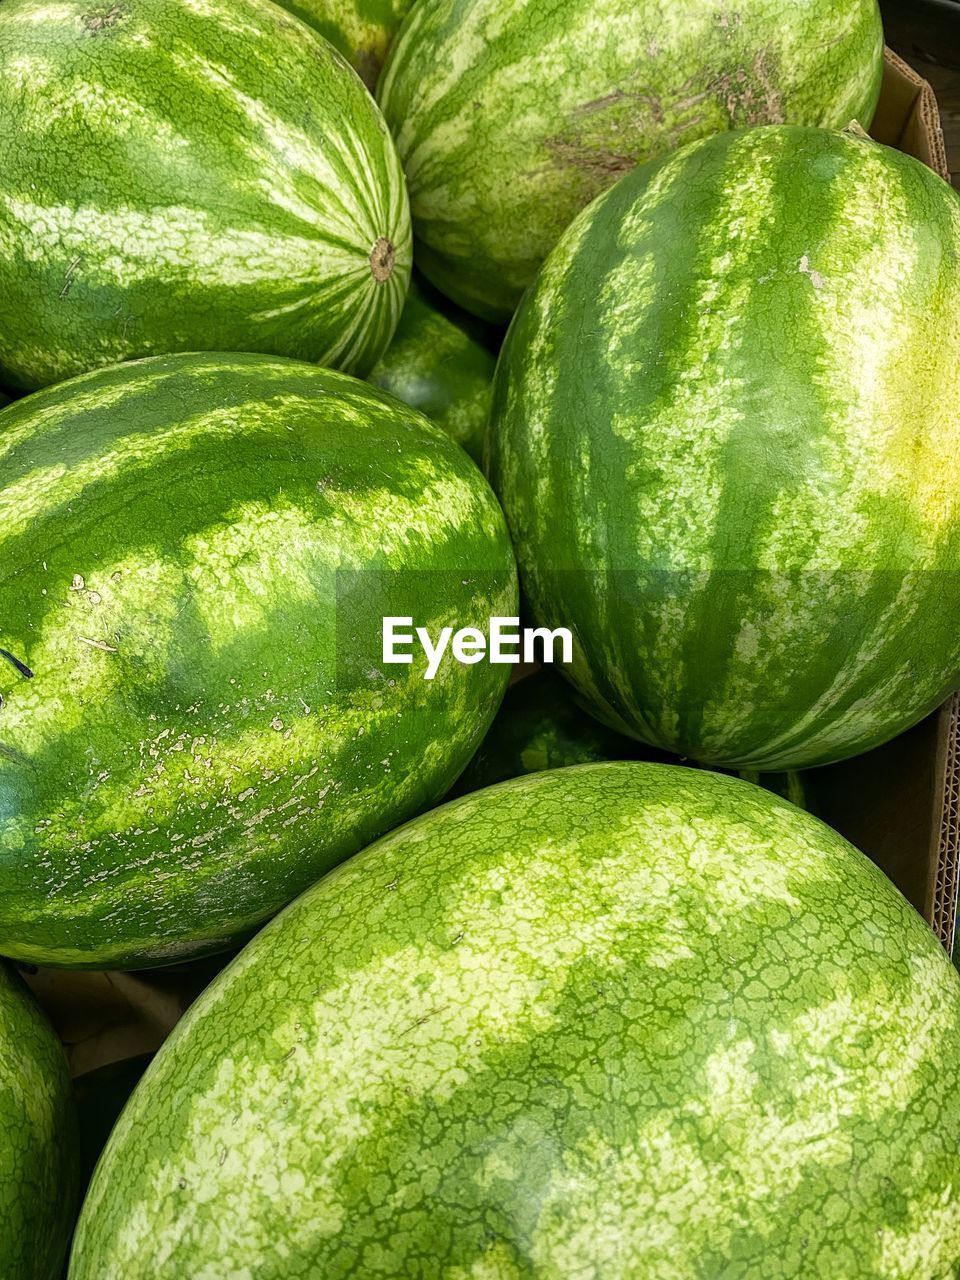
[874,47,950,181]
[932,694,960,956]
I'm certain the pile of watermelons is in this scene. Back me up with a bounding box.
[2,0,960,1274]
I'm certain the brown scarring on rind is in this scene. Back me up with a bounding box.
[369,238,396,283]
[82,3,126,33]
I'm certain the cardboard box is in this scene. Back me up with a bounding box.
[804,692,960,957]
[22,49,960,1073]
[872,48,950,181]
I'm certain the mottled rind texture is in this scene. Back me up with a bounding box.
[488,127,960,771]
[379,0,883,319]
[368,279,496,463]
[274,0,413,88]
[449,667,642,795]
[0,966,79,1279]
[0,0,411,391]
[70,763,960,1277]
[0,352,516,967]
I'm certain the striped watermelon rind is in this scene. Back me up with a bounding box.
[0,0,411,390]
[0,966,79,1280]
[0,352,516,968]
[379,0,884,320]
[488,126,960,770]
[273,0,414,87]
[69,763,960,1276]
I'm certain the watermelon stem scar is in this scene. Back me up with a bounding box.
[0,648,33,680]
[369,238,396,282]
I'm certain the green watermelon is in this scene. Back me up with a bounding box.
[0,352,516,969]
[273,0,413,88]
[0,0,411,392]
[367,279,496,464]
[488,126,960,772]
[0,965,79,1279]
[450,667,643,795]
[70,763,960,1276]
[378,0,884,320]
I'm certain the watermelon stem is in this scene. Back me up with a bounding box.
[369,238,396,282]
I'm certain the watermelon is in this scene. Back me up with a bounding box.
[378,0,884,320]
[450,667,644,795]
[273,0,413,88]
[0,965,79,1279]
[367,279,496,464]
[69,763,960,1276]
[0,351,516,968]
[0,0,411,392]
[488,126,960,772]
